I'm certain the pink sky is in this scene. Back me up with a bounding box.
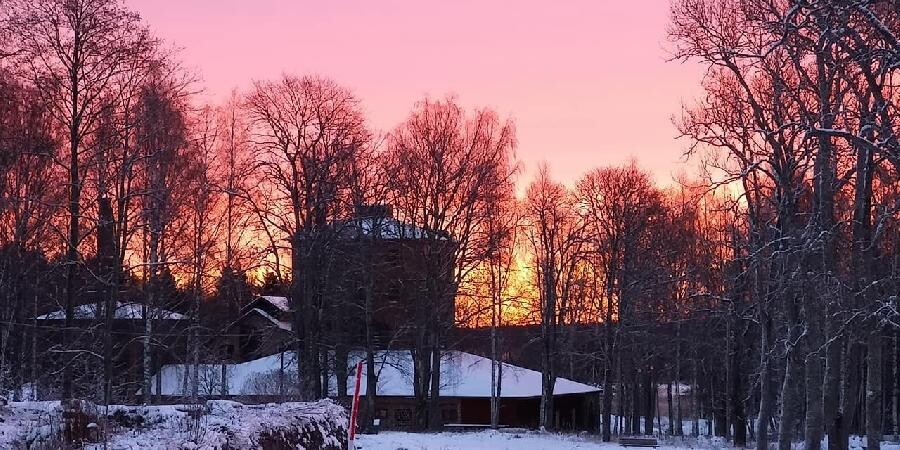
[128,0,705,187]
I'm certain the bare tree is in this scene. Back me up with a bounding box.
[134,69,189,404]
[523,165,584,431]
[245,74,370,400]
[4,0,152,401]
[385,97,516,430]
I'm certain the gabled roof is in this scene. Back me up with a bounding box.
[239,307,292,332]
[35,302,186,320]
[149,350,599,398]
[259,296,290,313]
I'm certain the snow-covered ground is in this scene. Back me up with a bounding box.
[356,430,691,450]
[355,431,900,450]
[0,399,347,449]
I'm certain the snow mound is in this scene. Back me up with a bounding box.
[0,399,346,450]
[96,399,347,449]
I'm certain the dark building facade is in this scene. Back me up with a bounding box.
[300,204,457,349]
[31,302,190,403]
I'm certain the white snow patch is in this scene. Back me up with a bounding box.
[260,295,291,312]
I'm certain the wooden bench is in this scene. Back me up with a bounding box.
[860,437,900,448]
[443,423,506,432]
[620,437,659,448]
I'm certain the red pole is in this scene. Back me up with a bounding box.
[348,360,364,446]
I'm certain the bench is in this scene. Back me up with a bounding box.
[860,437,900,448]
[443,423,507,432]
[620,437,659,448]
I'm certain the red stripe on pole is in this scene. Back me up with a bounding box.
[348,360,364,445]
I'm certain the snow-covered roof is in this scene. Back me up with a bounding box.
[247,307,292,332]
[259,296,290,313]
[149,350,599,398]
[347,350,598,398]
[35,302,186,320]
[334,218,450,241]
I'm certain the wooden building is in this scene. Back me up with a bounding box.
[149,350,601,431]
[32,301,190,403]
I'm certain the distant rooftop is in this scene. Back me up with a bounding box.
[35,302,186,320]
[328,204,450,241]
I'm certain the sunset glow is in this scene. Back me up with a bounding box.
[128,0,704,187]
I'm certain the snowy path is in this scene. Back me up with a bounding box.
[355,432,900,450]
[356,430,654,450]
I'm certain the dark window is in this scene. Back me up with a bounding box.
[375,408,388,419]
[394,408,412,426]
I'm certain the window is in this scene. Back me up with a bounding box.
[375,409,388,419]
[394,408,412,426]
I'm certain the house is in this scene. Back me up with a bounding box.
[32,301,190,403]
[226,205,457,361]
[224,295,293,360]
[298,204,458,350]
[148,349,601,431]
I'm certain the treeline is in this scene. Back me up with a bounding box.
[464,1,900,449]
[463,1,900,449]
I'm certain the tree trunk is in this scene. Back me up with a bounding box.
[804,316,826,450]
[731,324,746,447]
[335,344,348,403]
[292,233,307,399]
[667,382,674,435]
[778,292,803,450]
[839,338,862,450]
[866,331,883,450]
[692,353,699,437]
[539,263,557,431]
[429,346,442,430]
[142,303,153,405]
[602,364,613,440]
[365,348,377,433]
[757,307,773,450]
[824,323,844,450]
[645,369,654,436]
[675,323,683,437]
[632,372,641,435]
[893,332,899,438]
[490,307,500,429]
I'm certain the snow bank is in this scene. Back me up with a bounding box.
[0,401,62,449]
[96,399,347,449]
[0,399,347,449]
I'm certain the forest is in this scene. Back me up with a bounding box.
[1,0,900,449]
